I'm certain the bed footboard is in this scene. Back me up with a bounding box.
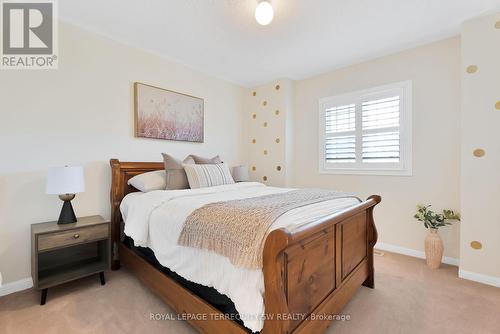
[261,196,380,334]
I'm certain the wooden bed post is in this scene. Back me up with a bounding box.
[362,195,380,289]
[262,229,292,334]
[110,158,122,270]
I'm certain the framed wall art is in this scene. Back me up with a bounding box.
[134,82,204,142]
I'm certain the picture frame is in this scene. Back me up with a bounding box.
[134,82,204,142]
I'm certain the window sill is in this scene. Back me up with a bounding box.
[319,168,412,176]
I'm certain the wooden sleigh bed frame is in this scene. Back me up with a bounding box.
[110,159,380,334]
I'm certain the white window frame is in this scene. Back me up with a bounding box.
[319,81,412,176]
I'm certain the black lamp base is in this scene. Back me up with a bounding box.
[58,200,77,224]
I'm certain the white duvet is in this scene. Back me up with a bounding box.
[121,182,360,332]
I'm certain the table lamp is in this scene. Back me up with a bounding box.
[46,166,85,224]
[232,165,249,182]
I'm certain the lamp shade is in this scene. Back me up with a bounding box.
[232,165,249,182]
[46,166,85,195]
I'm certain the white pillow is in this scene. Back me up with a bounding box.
[183,163,235,189]
[127,170,167,192]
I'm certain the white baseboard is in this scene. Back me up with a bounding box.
[0,277,33,297]
[375,242,459,266]
[459,269,500,288]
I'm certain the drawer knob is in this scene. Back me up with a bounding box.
[73,234,80,239]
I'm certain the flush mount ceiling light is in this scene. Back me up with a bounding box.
[255,0,274,26]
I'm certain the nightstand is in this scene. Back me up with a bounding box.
[31,215,111,305]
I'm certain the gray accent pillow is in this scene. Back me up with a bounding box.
[161,154,191,190]
[183,155,196,164]
[161,154,222,190]
[186,154,222,164]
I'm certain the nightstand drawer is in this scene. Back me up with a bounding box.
[38,224,109,251]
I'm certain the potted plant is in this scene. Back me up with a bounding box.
[414,205,460,269]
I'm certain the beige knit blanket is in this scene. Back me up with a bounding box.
[177,189,359,270]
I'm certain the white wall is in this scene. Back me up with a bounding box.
[0,21,246,284]
[460,13,500,282]
[292,38,462,259]
[244,79,295,187]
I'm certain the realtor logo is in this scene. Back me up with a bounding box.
[1,0,58,69]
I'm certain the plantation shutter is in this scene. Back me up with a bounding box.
[319,81,411,175]
[324,104,356,163]
[361,96,400,163]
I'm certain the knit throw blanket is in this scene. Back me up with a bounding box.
[177,189,359,270]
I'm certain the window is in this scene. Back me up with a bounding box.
[319,81,412,175]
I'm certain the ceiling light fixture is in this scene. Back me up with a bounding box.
[255,0,274,26]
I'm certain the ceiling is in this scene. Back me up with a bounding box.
[60,0,500,87]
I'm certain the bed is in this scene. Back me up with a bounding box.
[109,159,380,334]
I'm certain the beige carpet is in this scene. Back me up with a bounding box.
[1,251,500,334]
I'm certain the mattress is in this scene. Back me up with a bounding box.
[120,182,360,332]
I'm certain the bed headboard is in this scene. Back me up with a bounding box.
[109,158,164,269]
